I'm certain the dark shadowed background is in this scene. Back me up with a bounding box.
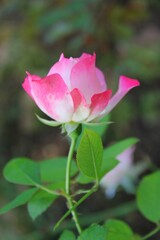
[0,0,160,239]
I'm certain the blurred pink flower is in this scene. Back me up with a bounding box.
[22,53,140,123]
[100,147,136,198]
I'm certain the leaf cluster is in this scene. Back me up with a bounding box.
[1,128,160,239]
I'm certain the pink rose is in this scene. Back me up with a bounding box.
[22,53,140,123]
[100,147,136,198]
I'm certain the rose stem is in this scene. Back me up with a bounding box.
[65,133,82,234]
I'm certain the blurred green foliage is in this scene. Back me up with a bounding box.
[0,0,160,239]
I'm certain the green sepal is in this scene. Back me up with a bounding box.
[36,114,61,127]
[83,121,113,127]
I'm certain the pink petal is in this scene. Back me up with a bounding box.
[96,68,107,89]
[117,146,135,166]
[22,72,41,98]
[23,73,74,122]
[72,105,90,122]
[101,76,140,115]
[87,90,112,121]
[47,54,78,89]
[100,147,135,198]
[71,88,90,122]
[79,52,94,60]
[70,88,87,110]
[70,88,83,110]
[70,53,107,103]
[119,76,140,91]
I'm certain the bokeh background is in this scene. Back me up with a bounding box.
[0,0,160,239]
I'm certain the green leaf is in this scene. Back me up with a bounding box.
[100,158,119,179]
[78,224,107,240]
[0,188,37,215]
[40,157,77,183]
[3,158,41,186]
[76,116,110,152]
[77,173,94,184]
[77,172,95,184]
[59,230,76,240]
[77,129,103,180]
[105,219,134,240]
[36,114,61,127]
[103,137,138,160]
[27,185,58,220]
[137,171,160,223]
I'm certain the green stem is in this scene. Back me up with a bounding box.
[54,184,97,231]
[65,134,82,234]
[141,225,160,240]
[55,200,136,232]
